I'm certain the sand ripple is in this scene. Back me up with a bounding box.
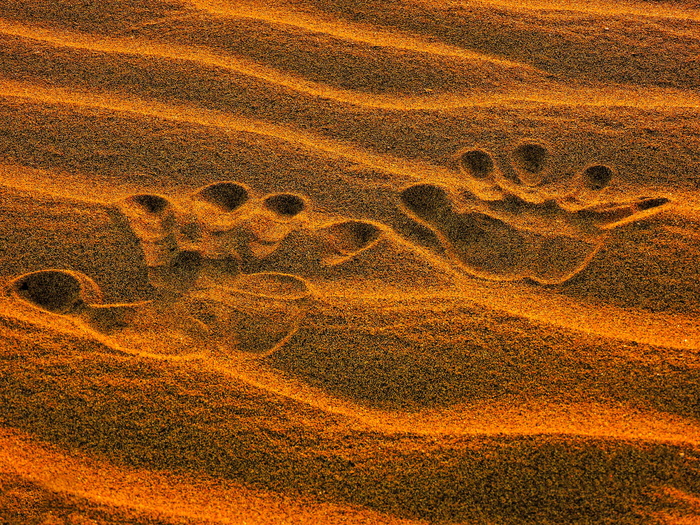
[1,0,700,523]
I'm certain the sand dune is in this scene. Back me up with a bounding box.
[1,0,700,523]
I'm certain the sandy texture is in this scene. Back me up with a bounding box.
[1,0,700,523]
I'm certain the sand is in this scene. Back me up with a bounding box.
[1,0,700,523]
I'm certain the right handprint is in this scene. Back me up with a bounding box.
[400,143,669,284]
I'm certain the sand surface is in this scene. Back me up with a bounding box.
[1,0,700,523]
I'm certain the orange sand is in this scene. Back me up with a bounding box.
[1,0,700,523]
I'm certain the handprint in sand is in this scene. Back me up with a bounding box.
[400,143,670,284]
[3,180,384,359]
[119,180,382,289]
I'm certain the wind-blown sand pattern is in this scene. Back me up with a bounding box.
[1,0,700,523]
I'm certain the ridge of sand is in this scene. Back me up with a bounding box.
[3,23,700,111]
[1,0,699,523]
[182,0,535,69]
